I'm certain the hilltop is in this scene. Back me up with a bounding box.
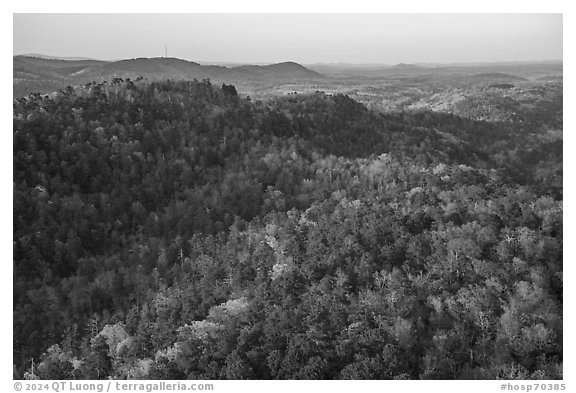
[13,55,324,97]
[233,61,323,79]
[391,63,427,70]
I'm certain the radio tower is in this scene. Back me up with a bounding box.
[165,45,168,58]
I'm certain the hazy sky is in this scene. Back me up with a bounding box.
[13,14,562,64]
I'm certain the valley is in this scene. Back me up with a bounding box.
[13,56,563,380]
[14,55,562,128]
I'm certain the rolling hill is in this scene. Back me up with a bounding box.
[390,62,428,70]
[13,78,562,379]
[13,55,324,97]
[233,61,323,79]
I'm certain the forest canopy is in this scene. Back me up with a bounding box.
[13,78,562,380]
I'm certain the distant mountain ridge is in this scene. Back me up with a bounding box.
[234,61,323,78]
[13,55,324,97]
[20,53,101,61]
[391,63,427,70]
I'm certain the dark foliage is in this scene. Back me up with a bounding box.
[14,80,562,379]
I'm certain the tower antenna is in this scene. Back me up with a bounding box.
[165,45,168,58]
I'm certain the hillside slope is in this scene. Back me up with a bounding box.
[14,80,562,380]
[13,56,325,97]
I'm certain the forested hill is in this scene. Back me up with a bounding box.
[14,79,562,379]
[13,56,323,98]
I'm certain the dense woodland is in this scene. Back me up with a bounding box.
[14,79,562,379]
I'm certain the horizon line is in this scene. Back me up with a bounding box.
[14,53,564,67]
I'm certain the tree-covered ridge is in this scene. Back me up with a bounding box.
[14,79,562,379]
[13,56,324,98]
